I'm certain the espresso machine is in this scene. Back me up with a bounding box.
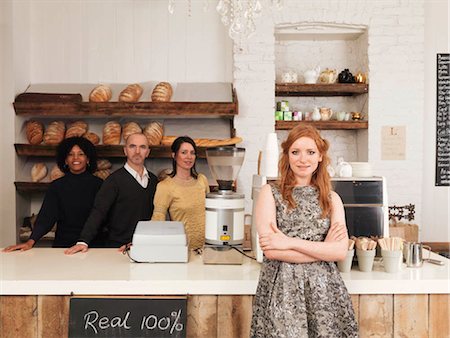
[203,147,246,264]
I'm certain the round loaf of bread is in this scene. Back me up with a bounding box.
[96,159,112,170]
[89,84,112,102]
[50,165,65,181]
[31,163,48,182]
[102,121,121,145]
[43,121,65,145]
[119,84,143,102]
[122,122,142,142]
[151,82,173,102]
[65,120,88,138]
[143,121,164,145]
[25,120,44,145]
[83,132,100,145]
[94,169,111,180]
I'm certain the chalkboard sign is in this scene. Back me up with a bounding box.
[436,53,450,186]
[69,297,187,338]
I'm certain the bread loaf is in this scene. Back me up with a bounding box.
[89,84,112,102]
[83,132,100,145]
[119,84,143,102]
[31,163,48,182]
[25,120,44,145]
[161,136,243,147]
[94,169,111,180]
[97,159,112,170]
[50,165,65,181]
[102,121,121,145]
[143,121,164,145]
[43,121,65,145]
[151,82,173,102]
[122,122,142,142]
[65,121,88,138]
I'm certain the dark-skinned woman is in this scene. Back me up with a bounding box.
[3,137,103,251]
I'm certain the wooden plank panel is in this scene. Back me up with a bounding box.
[275,83,369,96]
[187,295,217,338]
[275,120,368,130]
[0,296,37,338]
[429,294,450,338]
[350,295,359,324]
[38,296,70,338]
[394,294,428,338]
[359,294,393,338]
[217,295,253,338]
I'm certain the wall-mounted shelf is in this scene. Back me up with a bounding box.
[275,120,368,130]
[15,181,220,194]
[14,144,209,158]
[14,84,238,118]
[275,83,368,96]
[15,182,49,193]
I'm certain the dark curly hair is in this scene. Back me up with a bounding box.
[56,137,98,173]
[169,136,198,179]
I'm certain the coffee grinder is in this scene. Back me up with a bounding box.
[203,147,246,264]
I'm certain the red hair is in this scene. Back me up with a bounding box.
[277,124,332,218]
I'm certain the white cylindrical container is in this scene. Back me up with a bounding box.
[205,193,245,245]
[262,133,279,178]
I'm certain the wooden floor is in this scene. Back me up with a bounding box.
[1,294,449,338]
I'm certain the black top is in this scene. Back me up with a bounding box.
[29,171,103,247]
[79,167,157,247]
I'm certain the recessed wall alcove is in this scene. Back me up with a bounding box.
[274,22,369,165]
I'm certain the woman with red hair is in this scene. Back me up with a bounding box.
[251,125,358,337]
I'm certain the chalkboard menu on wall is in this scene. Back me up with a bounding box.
[436,53,450,186]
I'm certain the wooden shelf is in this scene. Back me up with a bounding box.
[14,144,209,158]
[275,120,368,130]
[14,90,238,118]
[275,83,369,96]
[15,182,49,193]
[15,181,220,193]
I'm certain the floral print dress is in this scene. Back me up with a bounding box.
[251,185,358,338]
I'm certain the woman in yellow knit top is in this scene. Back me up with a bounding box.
[151,136,210,250]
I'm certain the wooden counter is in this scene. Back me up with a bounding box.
[1,249,449,337]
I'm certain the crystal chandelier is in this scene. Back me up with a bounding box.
[168,0,283,43]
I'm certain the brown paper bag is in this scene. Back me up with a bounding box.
[389,221,419,242]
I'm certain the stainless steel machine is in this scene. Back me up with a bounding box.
[203,147,246,264]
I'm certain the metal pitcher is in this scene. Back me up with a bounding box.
[403,242,431,268]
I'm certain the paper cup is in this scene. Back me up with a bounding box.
[381,250,402,273]
[356,249,376,272]
[337,249,354,273]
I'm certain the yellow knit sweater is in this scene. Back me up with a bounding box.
[151,174,210,250]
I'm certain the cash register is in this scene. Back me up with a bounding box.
[129,221,188,263]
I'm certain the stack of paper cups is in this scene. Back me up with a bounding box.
[262,133,279,178]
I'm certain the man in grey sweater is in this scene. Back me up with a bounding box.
[65,133,157,254]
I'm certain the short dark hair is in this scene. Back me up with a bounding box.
[170,136,198,179]
[56,137,98,173]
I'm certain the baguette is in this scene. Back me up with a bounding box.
[161,136,243,147]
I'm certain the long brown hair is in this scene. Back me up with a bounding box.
[278,124,332,218]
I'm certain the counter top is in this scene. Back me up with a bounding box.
[1,248,448,295]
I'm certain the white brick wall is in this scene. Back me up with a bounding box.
[234,1,426,227]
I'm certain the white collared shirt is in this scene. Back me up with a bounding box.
[124,162,149,188]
